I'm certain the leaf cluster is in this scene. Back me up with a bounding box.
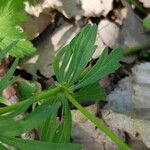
[0,23,131,150]
[0,0,36,58]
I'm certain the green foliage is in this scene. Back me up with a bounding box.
[143,18,150,29]
[53,24,97,85]
[53,25,121,91]
[0,136,82,150]
[17,79,38,99]
[0,97,11,106]
[0,24,131,150]
[74,82,106,102]
[73,47,122,90]
[0,143,7,150]
[0,58,19,93]
[41,101,61,142]
[41,94,72,143]
[0,0,36,58]
[28,0,39,5]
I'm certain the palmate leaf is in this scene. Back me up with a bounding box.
[53,24,97,85]
[0,0,36,57]
[53,24,122,92]
[73,47,122,89]
[0,136,82,150]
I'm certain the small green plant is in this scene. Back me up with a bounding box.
[0,1,131,150]
[0,24,131,150]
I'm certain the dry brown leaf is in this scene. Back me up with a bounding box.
[93,19,120,59]
[139,0,150,8]
[81,0,113,17]
[22,13,52,40]
[102,109,150,149]
[20,18,79,78]
[71,105,119,150]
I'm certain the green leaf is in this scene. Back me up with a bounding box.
[0,97,35,119]
[53,25,122,91]
[41,101,61,142]
[0,40,18,62]
[74,82,106,102]
[0,0,36,57]
[0,101,57,136]
[0,143,7,150]
[41,94,72,143]
[63,24,97,83]
[53,24,97,85]
[17,79,37,99]
[0,97,11,106]
[57,98,72,143]
[53,45,70,83]
[0,97,32,115]
[0,136,82,150]
[67,25,97,84]
[0,86,60,115]
[143,18,150,29]
[73,48,122,89]
[28,0,39,5]
[0,58,19,93]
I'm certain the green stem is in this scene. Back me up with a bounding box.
[65,91,131,150]
[0,86,60,115]
[123,44,150,56]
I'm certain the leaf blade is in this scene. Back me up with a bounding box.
[0,136,82,150]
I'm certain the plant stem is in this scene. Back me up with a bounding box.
[123,44,150,56]
[65,91,131,150]
[0,86,61,115]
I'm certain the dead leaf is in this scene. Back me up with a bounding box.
[93,19,120,59]
[139,0,150,8]
[22,13,52,40]
[102,109,150,149]
[24,0,113,20]
[20,18,79,78]
[106,62,150,121]
[71,105,119,150]
[81,0,113,17]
